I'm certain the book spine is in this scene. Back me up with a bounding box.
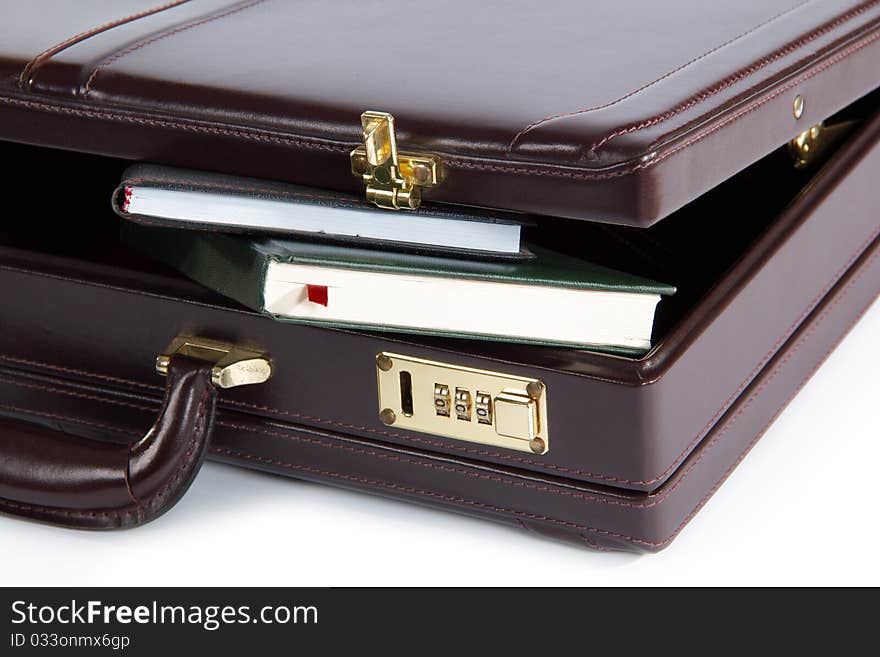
[121,223,269,312]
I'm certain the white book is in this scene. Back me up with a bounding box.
[119,173,524,256]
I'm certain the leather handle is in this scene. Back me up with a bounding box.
[0,356,217,529]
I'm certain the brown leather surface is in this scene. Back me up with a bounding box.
[0,1,878,546]
[1,1,879,224]
[0,233,875,549]
[0,357,217,529]
[1,106,878,492]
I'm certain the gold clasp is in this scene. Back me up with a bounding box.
[351,111,444,210]
[156,336,272,389]
[788,119,859,170]
[789,122,826,169]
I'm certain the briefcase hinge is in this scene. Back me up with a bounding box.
[788,119,859,170]
[789,122,826,169]
[350,111,445,210]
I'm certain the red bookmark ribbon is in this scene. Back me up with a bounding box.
[306,284,328,306]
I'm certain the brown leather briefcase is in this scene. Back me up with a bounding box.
[1,0,878,551]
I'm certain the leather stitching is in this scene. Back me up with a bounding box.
[0,264,623,385]
[215,248,879,509]
[0,358,159,392]
[84,0,270,95]
[1,221,879,486]
[125,365,208,514]
[511,0,880,154]
[453,27,880,179]
[0,402,134,436]
[508,0,814,149]
[18,0,193,90]
[0,374,155,413]
[1,19,878,180]
[213,284,880,547]
[0,368,212,523]
[0,97,349,154]
[0,246,876,518]
[143,386,210,513]
[0,269,874,544]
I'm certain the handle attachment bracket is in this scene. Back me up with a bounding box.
[156,336,272,389]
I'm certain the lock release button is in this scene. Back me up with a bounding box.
[493,390,538,442]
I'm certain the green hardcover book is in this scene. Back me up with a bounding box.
[122,223,675,352]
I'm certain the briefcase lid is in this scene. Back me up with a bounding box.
[2,0,879,227]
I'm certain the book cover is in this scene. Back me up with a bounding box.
[122,223,675,352]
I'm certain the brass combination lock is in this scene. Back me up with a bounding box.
[375,353,549,454]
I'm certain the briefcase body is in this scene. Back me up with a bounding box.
[0,0,878,550]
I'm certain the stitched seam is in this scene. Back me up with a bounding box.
[144,387,210,509]
[0,403,134,435]
[230,246,880,498]
[621,29,880,169]
[209,284,880,548]
[0,24,876,180]
[514,0,880,155]
[0,280,874,543]
[120,221,880,481]
[0,373,156,413]
[642,249,880,508]
[0,262,632,385]
[651,288,880,547]
[0,97,348,154]
[0,498,130,519]
[2,14,876,186]
[1,218,878,486]
[0,379,211,520]
[18,0,193,90]
[452,28,880,180]
[208,448,634,543]
[1,247,875,516]
[84,0,269,94]
[124,363,203,511]
[0,356,160,391]
[211,248,878,509]
[508,0,813,149]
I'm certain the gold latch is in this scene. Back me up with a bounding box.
[350,111,444,210]
[788,119,859,169]
[789,122,826,169]
[156,336,272,389]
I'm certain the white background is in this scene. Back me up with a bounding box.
[1,300,878,587]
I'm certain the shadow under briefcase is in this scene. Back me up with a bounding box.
[0,0,879,551]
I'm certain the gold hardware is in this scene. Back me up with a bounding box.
[157,336,272,389]
[351,111,444,210]
[788,119,859,169]
[434,384,451,417]
[375,352,549,454]
[793,94,805,120]
[789,122,824,168]
[494,389,539,443]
